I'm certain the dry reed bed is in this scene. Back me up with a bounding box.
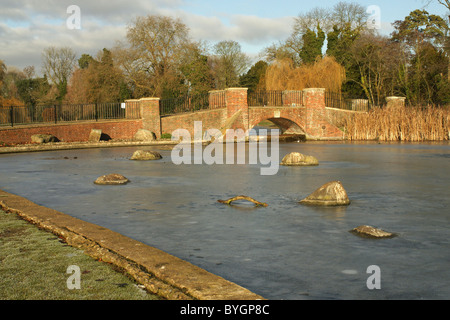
[343,106,450,141]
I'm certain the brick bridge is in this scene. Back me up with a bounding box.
[0,87,345,145]
[129,87,344,141]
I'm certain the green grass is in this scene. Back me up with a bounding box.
[160,133,172,139]
[0,210,162,300]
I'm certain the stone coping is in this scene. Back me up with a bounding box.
[0,189,264,300]
[0,140,179,154]
[0,134,328,154]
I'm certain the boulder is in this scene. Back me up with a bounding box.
[88,129,102,142]
[31,134,58,144]
[350,225,396,239]
[299,181,350,206]
[134,129,156,142]
[94,174,129,185]
[130,150,162,161]
[281,152,318,166]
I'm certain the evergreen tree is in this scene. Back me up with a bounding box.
[239,60,268,92]
[299,25,325,64]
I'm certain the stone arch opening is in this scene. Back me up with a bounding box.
[251,117,306,135]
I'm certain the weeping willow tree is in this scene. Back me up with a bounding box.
[264,56,346,93]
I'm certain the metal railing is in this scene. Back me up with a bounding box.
[208,90,226,110]
[160,92,211,116]
[325,91,371,111]
[248,90,283,106]
[248,90,304,107]
[0,102,141,127]
[281,90,303,107]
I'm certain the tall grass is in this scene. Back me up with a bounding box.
[343,105,450,141]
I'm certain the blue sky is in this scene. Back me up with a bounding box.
[0,0,447,72]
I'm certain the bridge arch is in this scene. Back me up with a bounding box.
[249,115,306,135]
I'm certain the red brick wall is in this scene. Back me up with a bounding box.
[161,108,227,137]
[0,120,142,144]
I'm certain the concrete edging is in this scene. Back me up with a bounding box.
[0,189,264,300]
[0,140,179,154]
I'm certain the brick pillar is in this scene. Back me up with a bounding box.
[303,88,326,108]
[225,87,249,131]
[303,88,326,139]
[139,97,161,139]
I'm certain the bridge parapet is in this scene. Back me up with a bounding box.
[282,90,303,107]
[132,87,343,141]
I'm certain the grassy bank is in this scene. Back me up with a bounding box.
[0,209,162,300]
[342,105,450,141]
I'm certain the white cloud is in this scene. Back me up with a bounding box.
[0,0,294,71]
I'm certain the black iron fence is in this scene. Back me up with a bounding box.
[248,90,304,107]
[208,90,226,110]
[0,102,141,127]
[248,90,283,106]
[160,92,214,116]
[281,90,303,107]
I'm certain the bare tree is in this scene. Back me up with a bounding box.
[115,15,192,98]
[0,59,6,87]
[23,66,35,79]
[41,46,76,86]
[266,2,369,67]
[424,0,450,10]
[330,1,369,31]
[287,7,330,65]
[293,6,331,35]
[211,40,250,89]
[349,33,403,105]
